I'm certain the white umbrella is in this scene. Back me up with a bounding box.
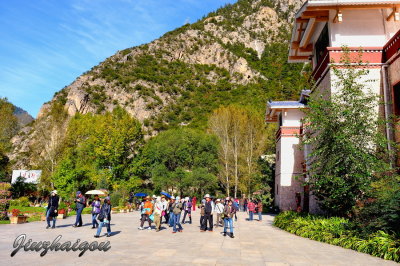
[85,190,107,195]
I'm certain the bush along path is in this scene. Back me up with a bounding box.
[274,211,400,263]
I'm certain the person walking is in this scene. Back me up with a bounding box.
[223,199,236,238]
[94,197,112,238]
[73,191,86,227]
[181,197,192,224]
[239,197,244,212]
[154,196,163,232]
[233,199,239,222]
[215,199,224,228]
[257,200,263,221]
[91,195,101,229]
[172,196,183,233]
[202,194,214,232]
[138,196,153,230]
[192,196,197,211]
[161,196,168,224]
[247,199,256,221]
[244,198,248,212]
[46,190,59,229]
[168,196,175,227]
[199,202,206,231]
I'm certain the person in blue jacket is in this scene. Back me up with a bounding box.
[94,196,112,238]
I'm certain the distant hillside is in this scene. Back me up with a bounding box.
[10,0,308,168]
[13,106,34,127]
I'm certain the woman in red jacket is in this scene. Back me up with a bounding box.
[192,196,197,211]
[247,199,256,221]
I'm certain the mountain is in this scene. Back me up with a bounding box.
[13,106,34,127]
[9,0,308,168]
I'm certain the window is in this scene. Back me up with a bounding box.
[315,24,329,64]
[393,82,400,117]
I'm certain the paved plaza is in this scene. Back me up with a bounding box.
[0,210,397,265]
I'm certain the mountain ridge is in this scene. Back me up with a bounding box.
[10,0,307,169]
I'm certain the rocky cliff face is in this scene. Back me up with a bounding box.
[10,0,305,168]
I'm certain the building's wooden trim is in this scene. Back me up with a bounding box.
[307,4,400,11]
[333,10,342,23]
[301,11,329,18]
[299,44,313,53]
[289,56,309,61]
[300,18,317,48]
[296,18,309,23]
[386,7,398,21]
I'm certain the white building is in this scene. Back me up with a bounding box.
[266,0,400,213]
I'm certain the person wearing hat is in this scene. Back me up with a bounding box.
[172,196,183,233]
[202,194,214,232]
[73,191,86,227]
[153,196,163,232]
[160,196,168,224]
[91,195,101,229]
[94,196,112,238]
[215,199,224,228]
[46,190,59,229]
[138,196,153,230]
[181,197,192,224]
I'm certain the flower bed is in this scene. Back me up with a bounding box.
[274,211,400,262]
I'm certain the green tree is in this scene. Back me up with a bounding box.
[141,128,219,196]
[0,98,18,151]
[52,108,143,199]
[303,51,391,216]
[0,98,18,181]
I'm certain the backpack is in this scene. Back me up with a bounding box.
[233,201,239,211]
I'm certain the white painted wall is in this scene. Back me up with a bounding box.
[330,68,381,96]
[329,9,387,47]
[281,109,304,127]
[279,136,303,186]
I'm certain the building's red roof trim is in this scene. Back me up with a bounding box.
[383,29,400,62]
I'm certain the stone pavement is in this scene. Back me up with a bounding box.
[0,210,397,266]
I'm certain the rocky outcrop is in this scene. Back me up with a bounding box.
[9,0,306,168]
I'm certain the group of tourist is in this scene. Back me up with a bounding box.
[45,190,264,239]
[45,190,112,237]
[135,194,238,238]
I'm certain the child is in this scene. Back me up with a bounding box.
[199,203,206,232]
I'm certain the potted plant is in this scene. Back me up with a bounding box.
[57,202,68,219]
[10,209,27,224]
[112,207,120,214]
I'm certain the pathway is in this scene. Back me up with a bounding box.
[0,210,397,265]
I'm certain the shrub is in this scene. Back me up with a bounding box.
[9,197,30,207]
[110,191,122,207]
[59,202,67,210]
[274,211,400,262]
[17,197,30,207]
[9,199,19,206]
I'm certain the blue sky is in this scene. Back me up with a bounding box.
[0,0,237,117]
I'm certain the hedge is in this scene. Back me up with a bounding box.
[274,211,400,262]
